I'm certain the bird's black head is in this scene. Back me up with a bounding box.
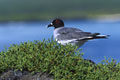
[47,18,64,29]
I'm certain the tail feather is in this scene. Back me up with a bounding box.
[93,35,109,39]
[78,33,109,41]
[92,33,109,39]
[92,33,100,36]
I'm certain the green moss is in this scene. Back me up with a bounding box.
[0,38,120,80]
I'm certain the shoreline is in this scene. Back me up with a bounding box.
[0,13,120,22]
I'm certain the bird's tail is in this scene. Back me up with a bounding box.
[92,33,109,39]
[78,33,109,41]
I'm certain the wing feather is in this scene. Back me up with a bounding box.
[56,27,93,40]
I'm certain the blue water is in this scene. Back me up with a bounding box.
[0,20,120,63]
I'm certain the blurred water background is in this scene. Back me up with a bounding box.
[0,0,120,63]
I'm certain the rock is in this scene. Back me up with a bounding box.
[0,70,53,80]
[0,70,19,80]
[21,72,53,80]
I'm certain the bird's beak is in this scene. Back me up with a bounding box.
[47,23,53,28]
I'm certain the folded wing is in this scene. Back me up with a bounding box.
[56,27,108,41]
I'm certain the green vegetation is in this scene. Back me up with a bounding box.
[0,0,120,21]
[0,38,120,80]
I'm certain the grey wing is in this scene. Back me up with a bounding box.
[57,27,94,40]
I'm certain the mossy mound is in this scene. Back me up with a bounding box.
[0,38,120,80]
